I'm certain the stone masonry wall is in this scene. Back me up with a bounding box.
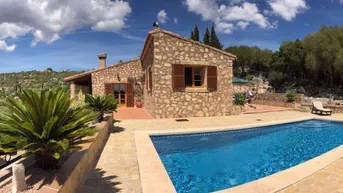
[75,85,91,95]
[149,32,234,118]
[233,83,251,93]
[256,93,304,103]
[91,59,142,96]
[254,93,304,108]
[142,41,155,115]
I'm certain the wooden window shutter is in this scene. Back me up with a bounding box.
[104,83,114,95]
[207,66,218,91]
[126,84,134,107]
[172,64,185,90]
[148,67,152,91]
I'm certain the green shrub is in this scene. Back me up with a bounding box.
[285,90,297,102]
[268,71,285,89]
[85,94,118,122]
[234,93,247,106]
[0,88,98,170]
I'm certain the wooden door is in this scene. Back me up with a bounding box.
[113,83,127,107]
[126,84,134,107]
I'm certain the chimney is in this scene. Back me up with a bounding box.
[97,53,107,69]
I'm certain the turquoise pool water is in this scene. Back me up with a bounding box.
[151,120,343,193]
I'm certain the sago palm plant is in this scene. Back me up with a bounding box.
[85,94,118,122]
[0,88,98,170]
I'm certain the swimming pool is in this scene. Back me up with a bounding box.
[151,120,343,193]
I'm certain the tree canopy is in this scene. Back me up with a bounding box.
[210,23,223,49]
[189,24,223,49]
[225,25,343,93]
[203,27,210,45]
[193,25,200,41]
[225,46,273,78]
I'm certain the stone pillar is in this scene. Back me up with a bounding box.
[70,82,76,99]
[97,53,107,69]
[12,163,27,193]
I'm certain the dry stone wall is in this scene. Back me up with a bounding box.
[142,42,155,115]
[233,83,251,93]
[146,32,234,118]
[91,59,142,96]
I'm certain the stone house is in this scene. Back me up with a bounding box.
[65,28,237,118]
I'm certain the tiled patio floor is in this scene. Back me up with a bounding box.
[113,107,154,120]
[279,158,343,193]
[80,111,343,193]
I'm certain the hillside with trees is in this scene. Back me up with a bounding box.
[0,69,82,104]
[225,25,343,97]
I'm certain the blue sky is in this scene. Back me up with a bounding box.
[0,0,342,73]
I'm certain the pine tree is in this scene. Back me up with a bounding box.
[210,23,223,49]
[203,27,210,45]
[190,31,194,40]
[193,25,200,41]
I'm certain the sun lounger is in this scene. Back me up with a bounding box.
[312,101,332,115]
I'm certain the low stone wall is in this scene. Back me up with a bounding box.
[254,93,304,108]
[298,103,343,114]
[38,114,113,193]
[59,115,113,193]
[233,84,250,93]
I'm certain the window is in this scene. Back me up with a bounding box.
[172,64,217,91]
[184,66,204,88]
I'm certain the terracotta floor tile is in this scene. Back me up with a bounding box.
[113,107,154,120]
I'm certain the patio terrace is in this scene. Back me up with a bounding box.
[79,111,343,193]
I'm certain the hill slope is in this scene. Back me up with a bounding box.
[0,70,83,101]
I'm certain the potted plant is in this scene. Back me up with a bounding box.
[128,76,144,108]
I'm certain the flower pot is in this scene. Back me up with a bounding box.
[136,100,143,108]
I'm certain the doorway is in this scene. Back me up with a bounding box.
[104,83,134,107]
[114,83,126,107]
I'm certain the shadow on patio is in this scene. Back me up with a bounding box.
[79,168,122,193]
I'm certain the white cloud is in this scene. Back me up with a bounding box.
[215,21,235,34]
[0,40,16,52]
[157,10,168,24]
[184,0,277,34]
[174,18,178,24]
[183,0,219,20]
[184,0,307,34]
[219,3,271,29]
[268,0,309,21]
[237,21,249,30]
[0,23,32,40]
[0,0,132,51]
